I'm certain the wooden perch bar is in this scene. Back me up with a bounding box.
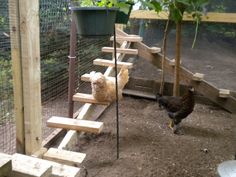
[47,116,104,134]
[102,47,138,55]
[73,93,110,105]
[43,148,86,167]
[93,58,133,69]
[110,35,143,42]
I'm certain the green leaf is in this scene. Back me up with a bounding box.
[150,1,162,13]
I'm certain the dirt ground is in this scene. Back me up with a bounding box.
[77,97,235,177]
[74,35,236,177]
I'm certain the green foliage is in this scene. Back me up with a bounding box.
[148,0,209,48]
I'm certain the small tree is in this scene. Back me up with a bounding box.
[150,0,209,96]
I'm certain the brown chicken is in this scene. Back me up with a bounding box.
[90,67,129,102]
[157,86,195,134]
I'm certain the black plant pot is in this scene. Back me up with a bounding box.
[115,2,134,24]
[71,7,118,36]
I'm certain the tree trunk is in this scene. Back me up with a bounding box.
[173,21,182,96]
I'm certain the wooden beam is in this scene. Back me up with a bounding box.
[18,0,42,155]
[149,47,161,54]
[73,93,110,105]
[102,47,138,55]
[47,116,104,134]
[12,153,52,177]
[110,35,143,42]
[132,40,236,113]
[93,58,133,69]
[43,148,86,167]
[0,153,12,176]
[130,10,236,23]
[8,0,25,154]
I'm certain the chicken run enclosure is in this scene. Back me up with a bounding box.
[0,0,236,176]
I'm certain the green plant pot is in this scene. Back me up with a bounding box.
[115,3,133,24]
[71,7,118,36]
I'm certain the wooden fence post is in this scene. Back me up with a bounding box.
[8,0,25,154]
[19,0,42,155]
[9,0,42,155]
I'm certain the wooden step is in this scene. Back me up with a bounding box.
[47,116,104,134]
[93,58,133,69]
[0,153,12,176]
[81,73,114,82]
[123,89,157,100]
[12,153,80,177]
[12,153,52,177]
[192,73,205,81]
[102,47,138,55]
[43,148,86,167]
[219,89,230,98]
[110,35,143,42]
[73,93,110,105]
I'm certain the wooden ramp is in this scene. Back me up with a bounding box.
[73,93,110,105]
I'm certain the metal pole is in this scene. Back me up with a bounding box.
[113,26,119,159]
[68,15,77,118]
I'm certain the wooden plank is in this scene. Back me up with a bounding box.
[102,47,138,55]
[43,148,86,167]
[193,73,205,81]
[149,47,161,54]
[130,10,236,23]
[47,116,104,134]
[0,153,12,176]
[132,41,236,113]
[31,148,48,158]
[12,153,80,177]
[219,89,230,98]
[123,89,156,99]
[73,93,110,105]
[48,162,80,177]
[93,58,133,69]
[12,153,52,177]
[19,0,42,155]
[8,0,25,154]
[110,35,143,42]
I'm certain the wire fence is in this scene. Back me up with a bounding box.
[0,0,236,154]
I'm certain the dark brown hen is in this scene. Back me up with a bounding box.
[157,87,195,134]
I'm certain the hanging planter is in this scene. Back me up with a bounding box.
[71,7,118,36]
[115,1,134,24]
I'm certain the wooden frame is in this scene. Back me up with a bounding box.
[130,10,236,23]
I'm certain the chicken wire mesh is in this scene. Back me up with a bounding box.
[0,0,15,154]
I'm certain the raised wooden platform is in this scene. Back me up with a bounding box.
[47,116,104,134]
